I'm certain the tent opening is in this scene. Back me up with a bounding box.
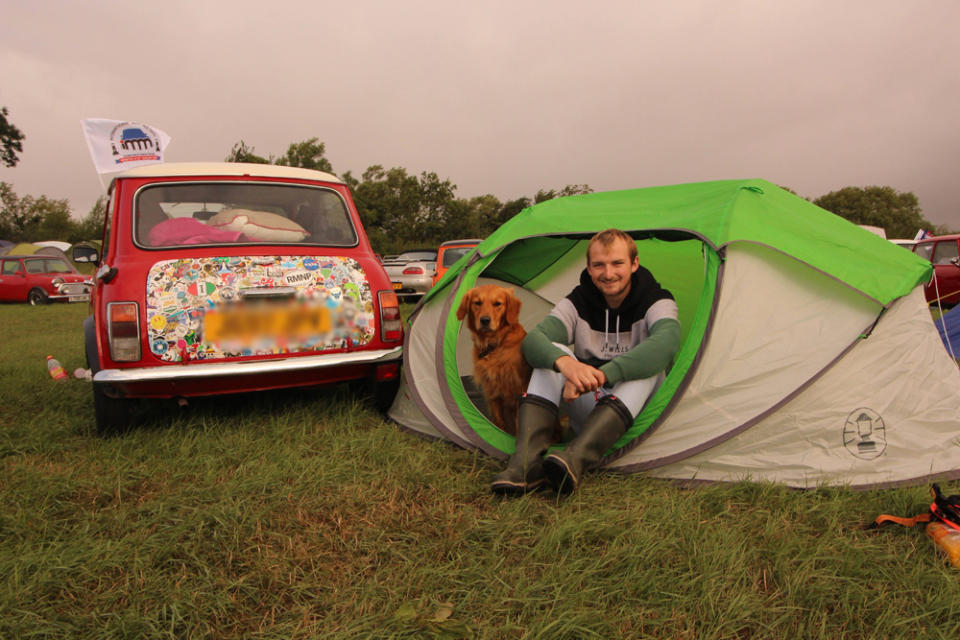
[444,232,719,456]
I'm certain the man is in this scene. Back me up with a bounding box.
[491,229,682,496]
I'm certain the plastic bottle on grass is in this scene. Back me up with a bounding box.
[926,521,960,568]
[46,355,67,381]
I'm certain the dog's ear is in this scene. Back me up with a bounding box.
[505,288,522,325]
[456,289,473,321]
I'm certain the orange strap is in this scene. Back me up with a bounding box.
[873,513,932,528]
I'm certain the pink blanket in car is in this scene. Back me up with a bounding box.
[148,218,247,246]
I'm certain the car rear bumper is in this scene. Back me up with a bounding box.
[391,278,433,295]
[94,346,402,398]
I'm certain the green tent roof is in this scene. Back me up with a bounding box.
[442,179,930,307]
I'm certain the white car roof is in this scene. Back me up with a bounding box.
[111,162,343,185]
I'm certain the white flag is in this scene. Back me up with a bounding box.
[81,118,171,175]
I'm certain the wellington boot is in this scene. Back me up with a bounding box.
[543,395,632,495]
[490,394,558,496]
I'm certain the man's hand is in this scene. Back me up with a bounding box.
[555,355,605,401]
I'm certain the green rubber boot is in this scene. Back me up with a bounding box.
[490,394,558,496]
[542,395,632,495]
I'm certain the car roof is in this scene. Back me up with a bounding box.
[439,238,482,247]
[2,254,66,259]
[111,162,343,185]
[914,234,960,241]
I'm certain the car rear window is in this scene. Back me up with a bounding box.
[932,241,959,265]
[914,243,934,262]
[134,182,359,248]
[396,251,437,262]
[441,246,475,267]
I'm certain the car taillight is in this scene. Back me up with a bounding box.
[402,266,424,275]
[107,302,141,362]
[378,291,403,343]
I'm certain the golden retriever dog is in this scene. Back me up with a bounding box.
[457,284,532,435]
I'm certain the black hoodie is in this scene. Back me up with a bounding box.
[522,266,681,385]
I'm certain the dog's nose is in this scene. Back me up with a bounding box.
[479,316,491,327]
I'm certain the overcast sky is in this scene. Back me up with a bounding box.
[2,1,958,231]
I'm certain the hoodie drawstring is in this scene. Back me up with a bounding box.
[604,309,622,349]
[604,309,609,347]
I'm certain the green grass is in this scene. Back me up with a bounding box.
[2,303,960,639]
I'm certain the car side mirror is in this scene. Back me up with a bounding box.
[73,244,99,264]
[951,257,960,268]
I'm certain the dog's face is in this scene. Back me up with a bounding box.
[456,284,521,335]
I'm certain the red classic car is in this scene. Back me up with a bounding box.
[912,234,960,306]
[73,162,403,435]
[0,254,92,305]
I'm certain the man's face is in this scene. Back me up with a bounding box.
[586,238,639,306]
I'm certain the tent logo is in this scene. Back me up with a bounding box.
[109,122,163,164]
[842,408,886,460]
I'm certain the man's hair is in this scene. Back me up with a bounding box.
[587,228,637,263]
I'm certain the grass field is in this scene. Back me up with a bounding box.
[2,303,959,639]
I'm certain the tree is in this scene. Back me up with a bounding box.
[29,197,74,242]
[0,106,25,168]
[72,196,106,243]
[534,184,593,203]
[225,137,334,173]
[415,171,457,240]
[451,194,501,239]
[275,137,333,173]
[0,182,55,241]
[224,140,269,164]
[350,165,423,251]
[813,186,940,239]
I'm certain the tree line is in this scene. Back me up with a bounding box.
[0,118,951,249]
[224,137,592,252]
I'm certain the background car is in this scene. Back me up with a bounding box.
[912,234,960,306]
[382,249,437,300]
[0,254,93,305]
[433,238,482,286]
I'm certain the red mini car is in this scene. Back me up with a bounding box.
[0,254,92,305]
[73,162,403,435]
[912,234,960,306]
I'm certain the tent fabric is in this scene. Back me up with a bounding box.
[640,286,960,488]
[430,179,931,307]
[0,242,71,261]
[390,179,959,489]
[934,305,960,359]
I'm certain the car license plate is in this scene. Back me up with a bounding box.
[204,301,332,347]
[68,295,90,302]
[392,282,402,290]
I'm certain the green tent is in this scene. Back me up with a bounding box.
[389,179,960,489]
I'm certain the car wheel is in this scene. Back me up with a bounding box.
[93,384,134,437]
[28,289,49,306]
[354,377,401,414]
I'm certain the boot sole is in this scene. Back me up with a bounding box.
[490,477,546,496]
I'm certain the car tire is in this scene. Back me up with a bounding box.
[28,288,49,306]
[93,384,134,437]
[354,377,401,414]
